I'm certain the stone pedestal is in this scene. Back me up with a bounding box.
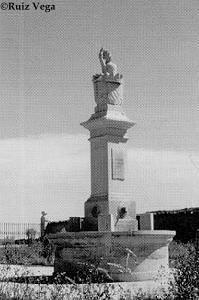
[81,105,137,232]
[98,214,115,232]
[93,77,123,107]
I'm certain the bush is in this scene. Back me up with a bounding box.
[0,241,53,266]
[169,242,199,299]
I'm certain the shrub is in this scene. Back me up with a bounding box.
[0,241,53,266]
[168,242,199,299]
[26,228,37,243]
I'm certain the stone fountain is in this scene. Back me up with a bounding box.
[48,48,175,283]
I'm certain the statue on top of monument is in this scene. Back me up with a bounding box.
[93,48,123,83]
[93,48,123,107]
[99,48,117,79]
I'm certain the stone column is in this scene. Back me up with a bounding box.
[81,79,137,232]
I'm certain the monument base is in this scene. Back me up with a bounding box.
[49,230,175,283]
[84,195,137,231]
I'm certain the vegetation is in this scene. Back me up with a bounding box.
[168,241,199,299]
[0,240,53,266]
[25,228,37,243]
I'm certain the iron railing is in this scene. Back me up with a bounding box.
[0,223,40,242]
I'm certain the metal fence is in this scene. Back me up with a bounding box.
[0,223,40,242]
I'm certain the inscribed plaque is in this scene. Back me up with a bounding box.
[111,148,125,180]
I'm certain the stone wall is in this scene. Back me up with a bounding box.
[137,208,199,243]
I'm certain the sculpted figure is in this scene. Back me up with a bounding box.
[99,48,118,79]
[93,48,122,82]
[93,48,123,106]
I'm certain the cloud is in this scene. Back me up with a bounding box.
[0,134,90,222]
[127,148,199,212]
[0,134,198,222]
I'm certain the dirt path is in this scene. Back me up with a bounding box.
[0,264,54,278]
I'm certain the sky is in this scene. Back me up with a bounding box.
[0,0,199,222]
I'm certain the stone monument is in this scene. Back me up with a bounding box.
[81,48,137,233]
[48,49,175,284]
